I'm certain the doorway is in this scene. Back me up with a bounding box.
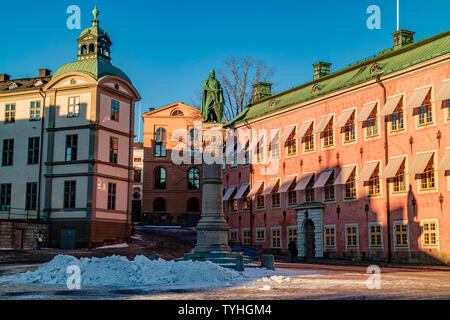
[304,219,315,259]
[14,229,24,250]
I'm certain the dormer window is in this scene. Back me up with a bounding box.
[269,100,276,108]
[371,63,382,73]
[9,83,18,90]
[312,84,320,94]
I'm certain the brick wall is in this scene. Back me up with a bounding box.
[0,221,49,249]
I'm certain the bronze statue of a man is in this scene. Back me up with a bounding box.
[201,70,224,123]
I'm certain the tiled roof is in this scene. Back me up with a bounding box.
[226,30,450,127]
[0,76,51,93]
[52,58,131,83]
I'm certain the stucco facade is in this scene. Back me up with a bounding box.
[223,30,450,265]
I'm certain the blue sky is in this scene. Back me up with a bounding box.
[1,0,449,140]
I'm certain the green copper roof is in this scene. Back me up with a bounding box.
[80,25,107,38]
[226,30,450,127]
[52,59,131,83]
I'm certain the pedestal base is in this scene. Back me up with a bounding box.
[181,252,255,269]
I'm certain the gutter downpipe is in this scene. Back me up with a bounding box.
[37,88,46,221]
[376,73,392,263]
[244,120,254,247]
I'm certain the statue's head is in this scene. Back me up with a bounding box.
[209,70,215,79]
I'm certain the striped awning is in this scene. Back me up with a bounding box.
[313,170,334,188]
[297,120,314,139]
[406,87,431,110]
[334,166,357,185]
[278,176,297,193]
[438,149,450,171]
[262,178,280,195]
[382,157,406,179]
[223,186,237,201]
[436,81,450,102]
[313,115,333,134]
[247,181,265,197]
[356,102,377,123]
[357,162,379,182]
[281,125,296,142]
[295,173,315,191]
[409,152,434,175]
[234,183,250,199]
[335,109,355,128]
[380,95,403,116]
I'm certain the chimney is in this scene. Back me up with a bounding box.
[252,82,272,103]
[149,107,155,112]
[313,62,331,80]
[0,74,11,82]
[393,30,415,49]
[39,69,51,77]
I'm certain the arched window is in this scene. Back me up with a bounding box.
[89,44,95,53]
[189,128,200,159]
[171,110,184,117]
[187,198,200,212]
[155,167,167,190]
[155,128,167,157]
[188,167,200,190]
[81,45,87,54]
[154,198,166,212]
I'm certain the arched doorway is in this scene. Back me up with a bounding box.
[304,219,315,259]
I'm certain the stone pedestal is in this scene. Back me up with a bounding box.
[194,124,230,253]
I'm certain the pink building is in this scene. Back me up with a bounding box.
[223,30,450,265]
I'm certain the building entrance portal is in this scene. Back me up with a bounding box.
[297,203,324,258]
[305,219,315,259]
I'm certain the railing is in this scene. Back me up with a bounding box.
[0,207,46,221]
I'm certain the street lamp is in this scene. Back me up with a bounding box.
[336,205,341,220]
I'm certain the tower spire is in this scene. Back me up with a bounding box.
[92,5,100,26]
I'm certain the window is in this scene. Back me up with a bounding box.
[230,198,238,212]
[107,183,116,210]
[271,192,281,208]
[420,158,435,191]
[394,223,408,248]
[30,101,41,121]
[446,99,450,121]
[109,137,118,164]
[243,230,251,245]
[343,113,356,143]
[65,135,78,162]
[64,181,76,209]
[288,228,297,245]
[418,92,432,126]
[154,168,167,190]
[0,184,12,210]
[256,137,265,163]
[366,108,378,137]
[171,110,184,117]
[5,104,15,123]
[134,158,142,163]
[256,194,265,209]
[231,143,238,168]
[270,131,280,159]
[286,128,297,156]
[345,169,357,200]
[28,137,40,165]
[256,229,266,242]
[188,167,200,190]
[2,139,14,166]
[322,120,334,148]
[271,228,281,249]
[305,174,315,203]
[243,197,251,211]
[229,230,238,242]
[288,178,297,206]
[325,227,336,249]
[187,198,200,212]
[189,129,200,160]
[154,198,166,212]
[303,125,315,152]
[368,164,381,196]
[26,182,38,211]
[391,100,404,132]
[369,224,383,248]
[393,161,406,193]
[134,169,142,183]
[111,100,120,121]
[155,128,167,157]
[324,171,335,202]
[422,221,438,248]
[68,97,80,118]
[222,147,227,170]
[346,225,358,248]
[244,141,250,165]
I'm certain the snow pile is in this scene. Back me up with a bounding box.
[1,255,243,287]
[95,243,129,250]
[257,275,291,284]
